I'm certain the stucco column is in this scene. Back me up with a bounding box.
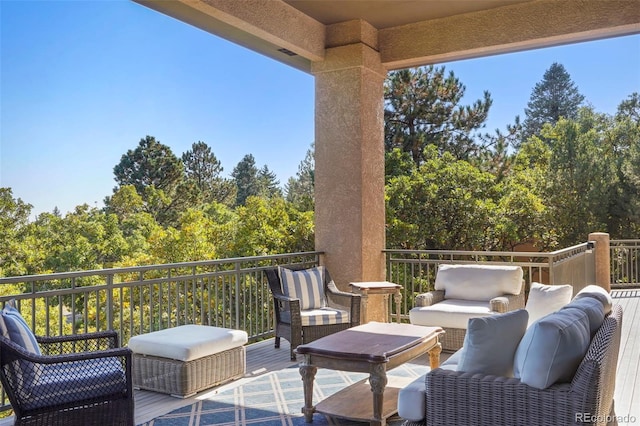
[589,232,611,292]
[311,38,387,290]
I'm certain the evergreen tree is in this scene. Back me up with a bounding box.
[285,144,315,211]
[523,63,585,139]
[231,154,260,206]
[113,135,184,196]
[384,65,492,164]
[181,141,235,205]
[111,135,188,226]
[257,165,282,198]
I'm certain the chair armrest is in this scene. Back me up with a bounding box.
[326,281,361,326]
[415,290,445,307]
[271,292,302,325]
[37,330,120,355]
[425,368,577,425]
[490,292,525,313]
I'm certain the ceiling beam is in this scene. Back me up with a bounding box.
[134,0,325,72]
[379,0,640,69]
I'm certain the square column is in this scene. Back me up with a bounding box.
[312,42,387,290]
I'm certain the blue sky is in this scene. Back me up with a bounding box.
[1,1,639,217]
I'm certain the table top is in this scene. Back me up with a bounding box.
[349,281,402,290]
[295,322,442,363]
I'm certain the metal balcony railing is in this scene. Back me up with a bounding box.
[384,242,596,321]
[611,239,640,288]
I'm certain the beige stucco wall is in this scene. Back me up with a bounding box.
[312,42,387,290]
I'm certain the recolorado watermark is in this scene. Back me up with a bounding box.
[576,413,637,423]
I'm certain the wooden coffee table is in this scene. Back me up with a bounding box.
[296,322,443,426]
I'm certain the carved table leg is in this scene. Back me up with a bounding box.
[369,363,388,426]
[393,290,402,323]
[299,356,317,423]
[428,342,442,369]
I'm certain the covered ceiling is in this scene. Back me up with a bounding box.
[136,0,640,72]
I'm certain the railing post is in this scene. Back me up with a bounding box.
[589,232,611,292]
[106,272,114,333]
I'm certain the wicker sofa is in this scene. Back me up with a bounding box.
[409,264,525,351]
[399,286,623,426]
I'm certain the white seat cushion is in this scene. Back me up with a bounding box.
[409,299,493,329]
[525,282,573,327]
[128,325,248,362]
[435,264,523,301]
[398,353,460,422]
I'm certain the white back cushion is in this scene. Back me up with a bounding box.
[525,282,573,327]
[435,264,523,301]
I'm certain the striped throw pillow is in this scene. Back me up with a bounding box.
[0,299,41,355]
[279,266,327,310]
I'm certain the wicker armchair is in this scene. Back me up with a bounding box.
[409,264,525,351]
[266,266,360,360]
[0,330,134,426]
[405,304,623,426]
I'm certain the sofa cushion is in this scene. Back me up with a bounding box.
[409,299,493,329]
[435,264,523,301]
[513,307,590,389]
[561,297,605,338]
[398,348,463,422]
[279,266,327,309]
[24,357,126,410]
[525,282,573,327]
[459,309,529,377]
[573,285,613,314]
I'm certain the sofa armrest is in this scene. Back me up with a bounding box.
[425,368,577,426]
[415,290,445,307]
[490,292,525,313]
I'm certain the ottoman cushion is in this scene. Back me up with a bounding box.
[128,325,248,361]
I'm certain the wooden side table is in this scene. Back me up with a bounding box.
[350,281,402,323]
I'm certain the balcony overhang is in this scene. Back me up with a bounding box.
[134,0,640,72]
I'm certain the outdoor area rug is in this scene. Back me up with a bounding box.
[139,362,429,426]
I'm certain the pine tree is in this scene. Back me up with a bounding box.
[523,63,585,139]
[285,144,315,211]
[182,141,235,205]
[231,154,260,206]
[384,65,492,164]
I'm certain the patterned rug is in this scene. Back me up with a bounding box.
[139,363,429,426]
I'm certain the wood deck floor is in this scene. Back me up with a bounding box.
[2,289,638,425]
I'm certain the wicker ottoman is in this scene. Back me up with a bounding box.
[128,324,248,398]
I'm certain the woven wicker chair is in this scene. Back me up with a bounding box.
[266,266,361,360]
[410,264,525,351]
[0,330,134,426]
[405,304,623,426]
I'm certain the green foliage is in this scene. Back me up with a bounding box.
[182,141,236,206]
[231,154,261,206]
[386,146,498,250]
[523,63,585,138]
[384,66,492,163]
[285,143,315,212]
[0,188,32,276]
